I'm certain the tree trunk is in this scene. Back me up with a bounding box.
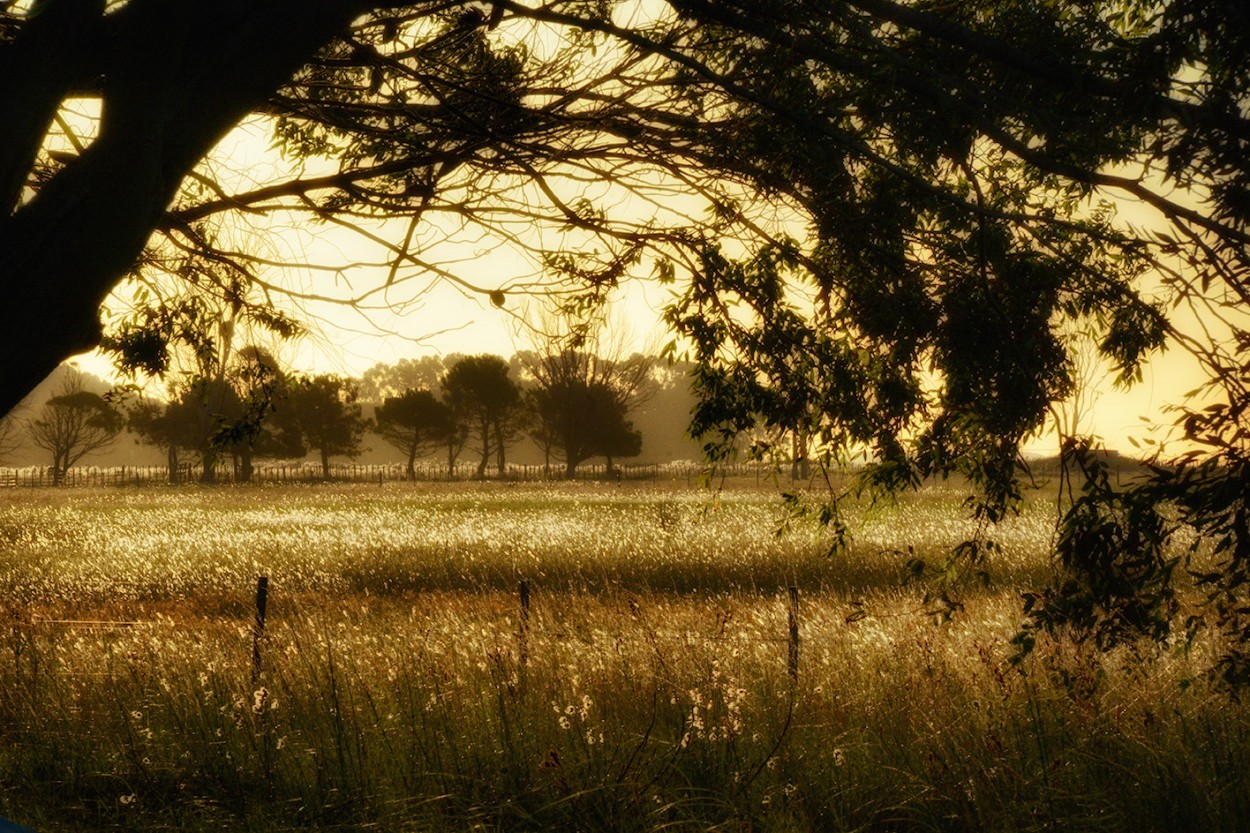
[790,432,810,481]
[166,443,179,484]
[200,448,218,484]
[406,447,417,480]
[238,445,254,484]
[476,416,490,479]
[494,421,506,477]
[0,0,374,417]
[320,448,331,480]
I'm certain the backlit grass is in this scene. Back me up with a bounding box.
[0,481,1244,831]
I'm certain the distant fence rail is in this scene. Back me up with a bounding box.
[0,459,786,488]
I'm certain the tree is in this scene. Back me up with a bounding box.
[131,371,296,485]
[359,357,449,404]
[0,0,377,412]
[520,309,655,477]
[524,346,653,478]
[373,388,453,479]
[286,374,365,479]
[25,371,122,484]
[3,2,1247,427]
[0,406,20,463]
[127,395,198,483]
[645,1,1250,683]
[3,1,1250,680]
[104,254,304,482]
[441,355,521,478]
[228,347,306,480]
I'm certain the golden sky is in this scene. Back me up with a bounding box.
[62,100,1210,458]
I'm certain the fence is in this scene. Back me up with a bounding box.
[17,576,808,685]
[0,459,791,488]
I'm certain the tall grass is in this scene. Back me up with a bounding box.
[0,482,1245,831]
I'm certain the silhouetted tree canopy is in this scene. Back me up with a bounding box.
[373,387,453,478]
[25,370,122,484]
[523,345,653,478]
[442,354,522,478]
[3,1,1250,681]
[104,263,301,483]
[286,374,365,479]
[359,356,451,404]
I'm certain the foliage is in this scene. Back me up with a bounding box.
[101,251,302,382]
[1018,437,1250,692]
[525,348,651,477]
[648,0,1250,683]
[285,374,365,479]
[103,254,305,482]
[372,387,453,479]
[3,0,1250,682]
[441,354,523,478]
[358,356,450,404]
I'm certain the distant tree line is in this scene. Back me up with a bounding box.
[0,259,702,483]
[4,343,701,485]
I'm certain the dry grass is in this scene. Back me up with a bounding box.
[0,481,1245,831]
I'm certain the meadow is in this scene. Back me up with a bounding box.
[0,480,1246,832]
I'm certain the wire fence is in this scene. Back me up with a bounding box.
[13,575,809,683]
[0,455,790,487]
[0,459,798,488]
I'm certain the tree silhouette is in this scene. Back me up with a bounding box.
[525,348,652,478]
[0,0,371,411]
[25,371,122,484]
[127,395,198,484]
[373,388,453,479]
[0,407,19,463]
[225,347,305,481]
[359,357,450,405]
[286,374,364,479]
[3,1,1250,679]
[0,0,1226,415]
[104,253,303,482]
[441,355,521,478]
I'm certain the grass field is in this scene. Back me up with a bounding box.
[0,480,1246,832]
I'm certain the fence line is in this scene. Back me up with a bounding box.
[0,460,788,489]
[15,577,807,682]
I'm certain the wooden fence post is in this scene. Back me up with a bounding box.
[252,576,269,681]
[787,585,800,683]
[518,580,530,668]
